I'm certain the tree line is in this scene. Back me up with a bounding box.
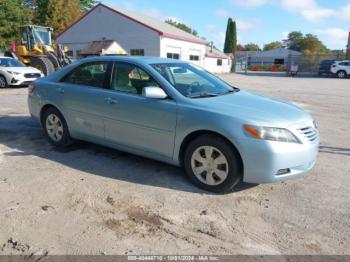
[0,0,96,49]
[236,31,342,55]
[218,16,344,55]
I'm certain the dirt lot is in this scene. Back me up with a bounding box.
[0,74,349,255]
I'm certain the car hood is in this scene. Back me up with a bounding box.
[4,66,42,74]
[193,90,312,126]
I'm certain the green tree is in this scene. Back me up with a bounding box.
[0,0,31,49]
[25,0,95,14]
[300,34,328,54]
[165,19,198,36]
[223,18,237,55]
[244,43,261,51]
[46,0,81,36]
[25,0,81,36]
[79,0,97,11]
[263,41,283,51]
[285,31,304,51]
[29,0,49,25]
[285,31,328,54]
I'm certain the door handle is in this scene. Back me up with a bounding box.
[56,87,64,94]
[105,97,118,105]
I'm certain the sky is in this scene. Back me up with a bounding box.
[103,0,350,50]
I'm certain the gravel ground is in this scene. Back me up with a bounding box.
[0,74,349,256]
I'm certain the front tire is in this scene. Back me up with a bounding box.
[337,70,347,79]
[30,56,55,76]
[42,107,71,147]
[0,75,8,88]
[184,135,242,193]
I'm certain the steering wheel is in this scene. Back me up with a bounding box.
[190,81,200,88]
[185,81,202,95]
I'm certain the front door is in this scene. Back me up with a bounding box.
[102,62,177,158]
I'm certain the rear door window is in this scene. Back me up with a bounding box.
[61,61,110,88]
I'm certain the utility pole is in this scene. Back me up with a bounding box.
[347,31,350,60]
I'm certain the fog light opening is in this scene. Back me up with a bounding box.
[276,168,291,176]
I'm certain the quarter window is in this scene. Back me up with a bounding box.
[167,53,180,59]
[111,63,160,95]
[61,61,109,88]
[130,49,145,56]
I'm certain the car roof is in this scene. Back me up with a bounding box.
[0,57,14,59]
[78,56,186,65]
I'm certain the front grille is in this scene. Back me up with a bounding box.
[24,73,41,78]
[298,127,319,142]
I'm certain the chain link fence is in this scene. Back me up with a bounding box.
[235,53,346,76]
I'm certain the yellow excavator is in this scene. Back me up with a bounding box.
[6,25,71,76]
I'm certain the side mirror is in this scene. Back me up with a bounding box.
[142,86,168,99]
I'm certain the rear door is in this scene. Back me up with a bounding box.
[56,61,112,140]
[101,62,178,158]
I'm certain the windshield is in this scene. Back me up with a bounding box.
[151,63,238,98]
[33,28,51,46]
[0,58,25,67]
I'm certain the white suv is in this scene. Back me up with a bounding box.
[330,60,350,78]
[0,57,43,88]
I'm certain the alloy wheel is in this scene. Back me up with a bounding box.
[0,77,7,88]
[338,71,346,78]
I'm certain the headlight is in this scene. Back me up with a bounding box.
[7,71,21,75]
[243,125,301,143]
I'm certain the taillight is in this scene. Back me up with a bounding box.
[28,83,36,94]
[332,64,336,68]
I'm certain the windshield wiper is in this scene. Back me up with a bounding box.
[189,92,219,98]
[219,88,240,96]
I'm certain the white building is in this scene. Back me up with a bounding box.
[205,45,233,73]
[57,3,232,73]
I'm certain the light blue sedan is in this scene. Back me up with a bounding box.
[28,56,319,193]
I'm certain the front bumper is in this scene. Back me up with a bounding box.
[235,120,320,184]
[240,138,319,184]
[10,76,42,86]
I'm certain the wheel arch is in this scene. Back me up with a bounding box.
[178,130,244,172]
[0,73,8,81]
[0,73,9,88]
[40,104,63,126]
[337,69,347,75]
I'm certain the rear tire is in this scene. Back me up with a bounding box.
[184,135,242,193]
[30,56,55,76]
[42,107,72,147]
[0,75,8,88]
[337,70,347,79]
